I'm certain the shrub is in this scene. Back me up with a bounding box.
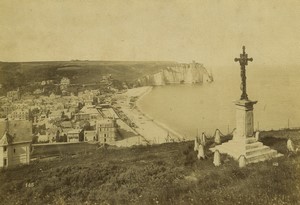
[183,144,197,166]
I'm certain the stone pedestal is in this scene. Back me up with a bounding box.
[210,99,283,165]
[234,100,257,140]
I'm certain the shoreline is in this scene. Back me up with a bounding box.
[122,86,185,145]
[135,87,185,141]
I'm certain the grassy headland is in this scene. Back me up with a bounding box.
[0,129,299,205]
[0,61,176,95]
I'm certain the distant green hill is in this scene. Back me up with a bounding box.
[0,61,176,92]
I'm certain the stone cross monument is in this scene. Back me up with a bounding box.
[233,46,257,140]
[210,46,282,166]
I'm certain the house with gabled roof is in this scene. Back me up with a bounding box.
[0,119,32,168]
[74,105,105,122]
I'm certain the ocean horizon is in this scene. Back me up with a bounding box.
[138,65,300,139]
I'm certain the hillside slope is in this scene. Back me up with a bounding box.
[0,132,299,205]
[0,61,176,92]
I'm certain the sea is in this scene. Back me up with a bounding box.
[138,65,300,139]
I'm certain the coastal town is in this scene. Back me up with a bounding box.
[1,1,300,204]
[1,58,299,205]
[1,61,210,168]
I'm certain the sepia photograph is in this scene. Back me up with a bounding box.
[0,0,299,204]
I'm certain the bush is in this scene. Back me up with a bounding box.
[183,144,197,166]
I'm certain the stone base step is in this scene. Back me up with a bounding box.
[210,139,284,165]
[246,145,270,156]
[246,150,283,164]
[217,139,261,149]
[211,143,244,159]
[245,137,257,144]
[246,142,263,150]
[247,153,284,164]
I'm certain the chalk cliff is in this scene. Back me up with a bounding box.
[137,61,213,86]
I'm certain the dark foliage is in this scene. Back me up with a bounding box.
[0,61,176,92]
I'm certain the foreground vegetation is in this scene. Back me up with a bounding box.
[0,130,299,205]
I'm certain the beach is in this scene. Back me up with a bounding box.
[120,86,185,145]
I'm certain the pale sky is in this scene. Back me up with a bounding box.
[1,0,300,67]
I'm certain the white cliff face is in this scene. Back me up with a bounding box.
[138,62,213,86]
[153,72,165,86]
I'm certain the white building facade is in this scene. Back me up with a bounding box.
[0,132,31,168]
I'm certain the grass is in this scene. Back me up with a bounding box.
[260,128,300,154]
[31,142,99,158]
[117,128,137,140]
[0,130,299,205]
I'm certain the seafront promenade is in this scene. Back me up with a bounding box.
[120,86,185,145]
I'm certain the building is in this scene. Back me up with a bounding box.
[36,133,49,143]
[7,89,20,102]
[0,119,32,168]
[67,129,84,142]
[60,77,70,90]
[0,104,14,117]
[60,77,70,86]
[84,130,97,141]
[96,119,117,145]
[100,74,112,85]
[46,125,62,142]
[49,92,59,99]
[101,107,119,119]
[78,90,96,106]
[60,121,73,133]
[8,109,30,120]
[48,110,63,120]
[74,106,104,122]
[14,103,29,110]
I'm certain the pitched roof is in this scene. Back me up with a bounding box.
[0,119,32,143]
[0,132,9,145]
[79,106,100,115]
[60,121,72,128]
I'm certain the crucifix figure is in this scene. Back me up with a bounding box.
[234,46,253,100]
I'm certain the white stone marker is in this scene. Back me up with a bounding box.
[197,144,205,159]
[201,132,206,146]
[194,136,199,151]
[213,150,221,166]
[214,129,221,144]
[238,155,246,168]
[255,131,260,141]
[287,138,296,153]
